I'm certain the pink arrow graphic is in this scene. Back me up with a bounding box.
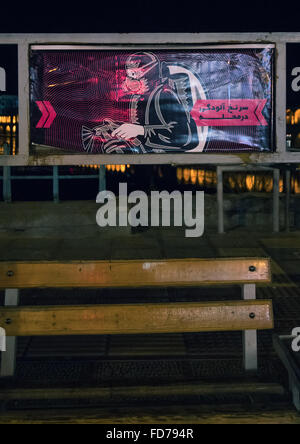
[36,101,49,128]
[36,101,57,128]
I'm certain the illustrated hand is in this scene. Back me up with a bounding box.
[111,124,145,140]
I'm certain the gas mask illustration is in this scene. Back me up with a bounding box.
[122,52,160,95]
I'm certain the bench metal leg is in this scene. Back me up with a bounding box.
[242,284,258,373]
[0,289,19,377]
[273,334,300,412]
[290,375,300,412]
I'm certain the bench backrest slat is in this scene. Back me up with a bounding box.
[0,301,274,336]
[0,258,271,289]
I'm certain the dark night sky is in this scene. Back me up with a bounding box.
[0,1,299,34]
[0,1,300,104]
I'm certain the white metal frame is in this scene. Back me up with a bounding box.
[0,32,299,166]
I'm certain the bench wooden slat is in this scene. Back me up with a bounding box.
[0,301,274,336]
[0,382,285,401]
[0,258,271,289]
[0,404,299,424]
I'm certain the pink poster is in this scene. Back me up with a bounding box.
[30,47,274,154]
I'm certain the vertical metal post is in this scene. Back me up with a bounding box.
[0,289,19,377]
[273,169,280,233]
[275,42,287,157]
[3,143,11,203]
[18,42,30,159]
[242,283,258,373]
[217,166,224,234]
[285,169,291,233]
[99,165,106,193]
[53,166,59,203]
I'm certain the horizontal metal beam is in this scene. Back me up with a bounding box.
[0,301,274,335]
[0,258,271,289]
[0,32,300,44]
[0,175,100,180]
[216,166,279,172]
[1,151,300,167]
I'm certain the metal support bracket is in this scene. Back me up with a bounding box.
[273,334,300,412]
[242,283,258,373]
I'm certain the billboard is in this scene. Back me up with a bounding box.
[30,46,274,155]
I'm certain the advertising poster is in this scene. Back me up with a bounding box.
[30,46,274,155]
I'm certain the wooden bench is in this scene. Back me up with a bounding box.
[0,257,273,380]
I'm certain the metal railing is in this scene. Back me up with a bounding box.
[0,144,106,203]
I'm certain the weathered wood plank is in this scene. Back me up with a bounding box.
[0,258,271,289]
[0,382,285,401]
[0,301,274,336]
[0,404,299,424]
